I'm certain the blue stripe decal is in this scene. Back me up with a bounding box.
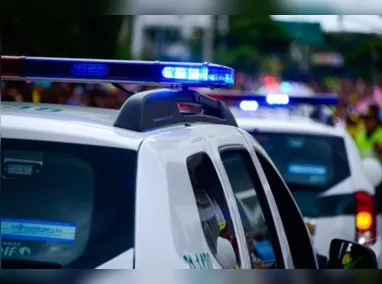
[288,163,327,176]
[1,218,76,244]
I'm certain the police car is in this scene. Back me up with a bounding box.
[0,56,378,270]
[204,90,382,267]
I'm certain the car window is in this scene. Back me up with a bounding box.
[186,152,244,269]
[1,139,137,269]
[254,148,317,269]
[220,148,284,269]
[252,132,350,189]
[251,132,354,219]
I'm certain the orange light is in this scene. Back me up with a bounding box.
[356,211,373,230]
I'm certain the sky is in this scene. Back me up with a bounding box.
[271,15,382,35]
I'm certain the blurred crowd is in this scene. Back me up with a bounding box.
[1,72,382,117]
[1,81,132,109]
[3,72,382,161]
[232,73,381,102]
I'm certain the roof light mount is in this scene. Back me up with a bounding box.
[113,88,238,132]
[1,55,238,131]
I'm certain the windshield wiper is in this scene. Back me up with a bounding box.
[1,258,62,269]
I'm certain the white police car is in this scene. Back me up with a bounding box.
[0,56,379,270]
[205,91,382,267]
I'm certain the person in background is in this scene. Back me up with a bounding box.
[373,80,382,106]
[252,229,276,269]
[355,78,366,98]
[1,82,16,102]
[355,104,382,160]
[33,81,53,103]
[1,82,23,102]
[32,83,43,103]
[219,225,241,269]
[233,72,246,91]
[344,95,364,139]
[330,97,349,129]
[346,113,363,140]
[66,84,84,105]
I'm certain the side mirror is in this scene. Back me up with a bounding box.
[327,238,379,269]
[215,236,237,269]
[362,158,382,187]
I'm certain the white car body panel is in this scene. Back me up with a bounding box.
[96,248,134,269]
[1,103,143,149]
[1,102,298,269]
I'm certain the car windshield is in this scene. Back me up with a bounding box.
[1,139,137,269]
[250,132,354,218]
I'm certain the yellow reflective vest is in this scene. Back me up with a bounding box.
[355,127,382,159]
[347,124,363,140]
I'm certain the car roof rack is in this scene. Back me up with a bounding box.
[1,56,238,131]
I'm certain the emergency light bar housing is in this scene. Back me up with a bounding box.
[205,91,338,126]
[1,56,234,88]
[206,92,339,107]
[1,55,238,132]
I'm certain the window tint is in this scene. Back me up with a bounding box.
[255,149,317,269]
[187,152,243,269]
[252,132,353,219]
[220,149,284,269]
[252,132,350,190]
[1,139,137,269]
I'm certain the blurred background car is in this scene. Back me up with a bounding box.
[200,86,382,266]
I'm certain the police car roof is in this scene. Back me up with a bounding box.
[1,102,148,150]
[236,115,344,137]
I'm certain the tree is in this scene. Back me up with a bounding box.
[324,32,382,80]
[213,16,291,73]
[2,16,124,59]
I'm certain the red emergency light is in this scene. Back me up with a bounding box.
[1,56,23,79]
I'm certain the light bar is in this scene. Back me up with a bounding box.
[266,93,290,105]
[1,56,234,88]
[239,100,259,111]
[207,92,338,110]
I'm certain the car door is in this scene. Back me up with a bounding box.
[239,130,319,268]
[134,128,222,269]
[135,126,256,269]
[205,126,294,268]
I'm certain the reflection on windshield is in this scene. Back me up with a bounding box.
[252,132,353,218]
[1,139,137,269]
[252,132,350,191]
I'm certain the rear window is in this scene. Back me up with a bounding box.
[251,132,353,218]
[252,132,351,190]
[1,139,137,268]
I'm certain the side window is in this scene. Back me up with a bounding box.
[220,148,284,269]
[255,149,317,269]
[186,152,243,269]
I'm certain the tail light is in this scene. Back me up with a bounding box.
[355,191,377,245]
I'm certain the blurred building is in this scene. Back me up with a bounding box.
[271,15,382,35]
[131,16,228,62]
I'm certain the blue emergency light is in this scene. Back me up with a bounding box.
[1,56,234,88]
[239,100,259,111]
[208,92,338,111]
[265,93,290,105]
